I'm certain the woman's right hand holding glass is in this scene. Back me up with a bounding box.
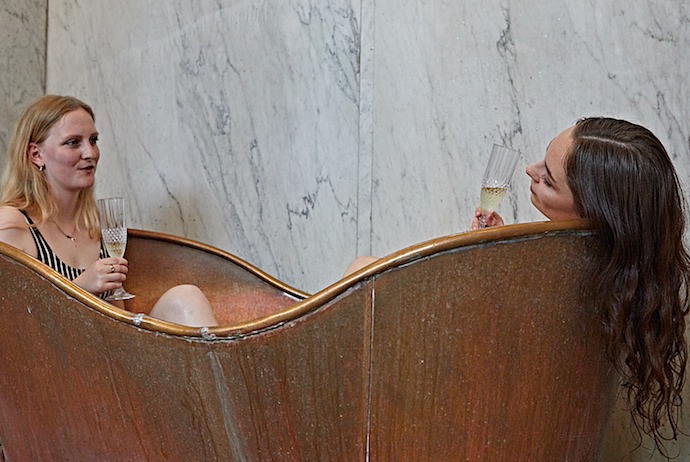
[471,208,505,230]
[73,257,129,296]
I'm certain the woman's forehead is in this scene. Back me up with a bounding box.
[48,108,96,135]
[545,126,574,178]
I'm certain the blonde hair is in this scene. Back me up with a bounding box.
[1,95,100,235]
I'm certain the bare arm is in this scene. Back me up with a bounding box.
[0,206,38,257]
[0,206,126,300]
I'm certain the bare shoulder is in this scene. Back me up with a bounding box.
[0,206,28,229]
[0,206,37,256]
[0,205,25,220]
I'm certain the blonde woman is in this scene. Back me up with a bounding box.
[0,94,217,327]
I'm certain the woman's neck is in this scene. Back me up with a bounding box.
[51,190,81,225]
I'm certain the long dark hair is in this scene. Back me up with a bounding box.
[566,117,690,451]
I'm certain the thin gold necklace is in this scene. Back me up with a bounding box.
[52,219,77,242]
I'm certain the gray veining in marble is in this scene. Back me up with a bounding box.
[1,0,690,459]
[29,0,690,298]
[371,0,690,256]
[46,0,362,292]
[0,0,46,165]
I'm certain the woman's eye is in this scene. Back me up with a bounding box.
[65,139,79,147]
[90,136,99,145]
[542,175,553,187]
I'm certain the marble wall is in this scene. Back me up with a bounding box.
[42,0,690,295]
[1,0,689,458]
[0,0,46,165]
[370,0,690,254]
[46,0,363,293]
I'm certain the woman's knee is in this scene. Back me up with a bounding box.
[150,284,218,327]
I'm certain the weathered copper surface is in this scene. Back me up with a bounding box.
[369,231,614,461]
[0,220,616,461]
[124,229,308,324]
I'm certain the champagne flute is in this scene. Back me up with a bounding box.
[97,197,135,300]
[478,144,521,228]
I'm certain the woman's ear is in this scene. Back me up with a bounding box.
[27,142,43,169]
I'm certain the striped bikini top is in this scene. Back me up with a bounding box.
[21,210,109,293]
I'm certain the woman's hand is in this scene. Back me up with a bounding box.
[470,208,505,230]
[73,257,129,295]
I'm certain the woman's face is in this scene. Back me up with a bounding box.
[29,108,99,195]
[525,126,579,220]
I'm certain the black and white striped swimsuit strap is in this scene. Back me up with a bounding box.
[20,210,108,282]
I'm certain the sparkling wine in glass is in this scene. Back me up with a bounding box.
[478,144,521,228]
[97,197,135,300]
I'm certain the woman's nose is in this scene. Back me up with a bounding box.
[82,145,98,160]
[525,163,538,181]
